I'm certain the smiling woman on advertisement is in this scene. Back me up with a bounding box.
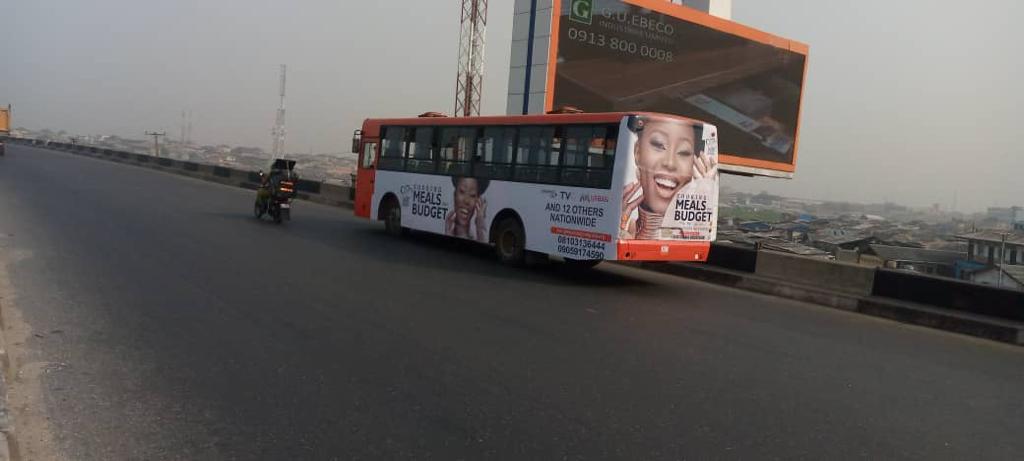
[621,115,718,240]
[445,176,489,242]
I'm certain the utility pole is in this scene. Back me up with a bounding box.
[271,64,287,158]
[145,131,166,157]
[455,0,488,116]
[180,110,193,145]
[998,233,1007,288]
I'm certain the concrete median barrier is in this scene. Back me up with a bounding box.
[706,243,758,272]
[303,183,351,208]
[874,269,1024,322]
[295,179,321,194]
[755,250,874,296]
[195,164,217,175]
[20,139,353,210]
[645,261,1024,346]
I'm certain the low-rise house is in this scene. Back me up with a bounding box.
[955,230,1024,290]
[738,221,773,233]
[869,244,966,277]
[761,240,831,259]
[811,229,876,254]
[957,231,1024,266]
[962,265,1024,291]
[775,222,811,243]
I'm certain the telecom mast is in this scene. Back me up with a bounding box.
[455,0,488,116]
[179,110,193,145]
[271,64,287,157]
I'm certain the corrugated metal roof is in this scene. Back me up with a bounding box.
[813,233,873,245]
[956,231,1024,245]
[762,241,830,257]
[1004,265,1024,285]
[869,244,966,266]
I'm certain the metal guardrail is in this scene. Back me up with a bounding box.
[9,137,354,208]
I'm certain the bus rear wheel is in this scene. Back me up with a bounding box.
[383,199,403,236]
[494,217,525,265]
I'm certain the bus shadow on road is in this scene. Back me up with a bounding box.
[346,226,658,289]
[193,209,657,288]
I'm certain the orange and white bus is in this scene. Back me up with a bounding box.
[351,110,720,266]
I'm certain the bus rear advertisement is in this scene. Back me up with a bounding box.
[352,111,719,265]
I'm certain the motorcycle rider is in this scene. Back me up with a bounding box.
[256,161,296,206]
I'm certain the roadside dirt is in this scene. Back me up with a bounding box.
[0,243,63,461]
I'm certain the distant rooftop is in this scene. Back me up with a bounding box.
[869,244,966,266]
[813,232,873,246]
[956,231,1024,245]
[1005,266,1024,285]
[928,241,968,252]
[969,264,1024,286]
[762,241,831,258]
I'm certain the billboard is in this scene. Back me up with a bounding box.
[506,0,807,177]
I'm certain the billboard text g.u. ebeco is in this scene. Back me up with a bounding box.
[547,0,808,177]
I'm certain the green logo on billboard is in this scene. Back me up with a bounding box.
[569,0,593,25]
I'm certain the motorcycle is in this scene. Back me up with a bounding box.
[254,159,298,224]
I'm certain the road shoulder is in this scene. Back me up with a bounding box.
[0,240,63,460]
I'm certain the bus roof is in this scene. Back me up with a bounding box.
[359,111,708,137]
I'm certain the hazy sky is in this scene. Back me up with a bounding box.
[2,0,1021,212]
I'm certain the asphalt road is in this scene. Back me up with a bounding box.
[1,144,1023,460]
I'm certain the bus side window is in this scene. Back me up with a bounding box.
[515,126,557,183]
[362,142,377,168]
[439,127,474,177]
[594,124,618,188]
[476,127,514,180]
[603,124,618,161]
[407,126,436,174]
[563,125,591,168]
[380,126,406,171]
[458,127,477,162]
[559,124,617,189]
[561,125,592,187]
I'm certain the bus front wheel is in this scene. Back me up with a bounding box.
[494,218,525,265]
[383,199,403,236]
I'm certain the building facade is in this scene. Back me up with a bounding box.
[957,231,1024,290]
